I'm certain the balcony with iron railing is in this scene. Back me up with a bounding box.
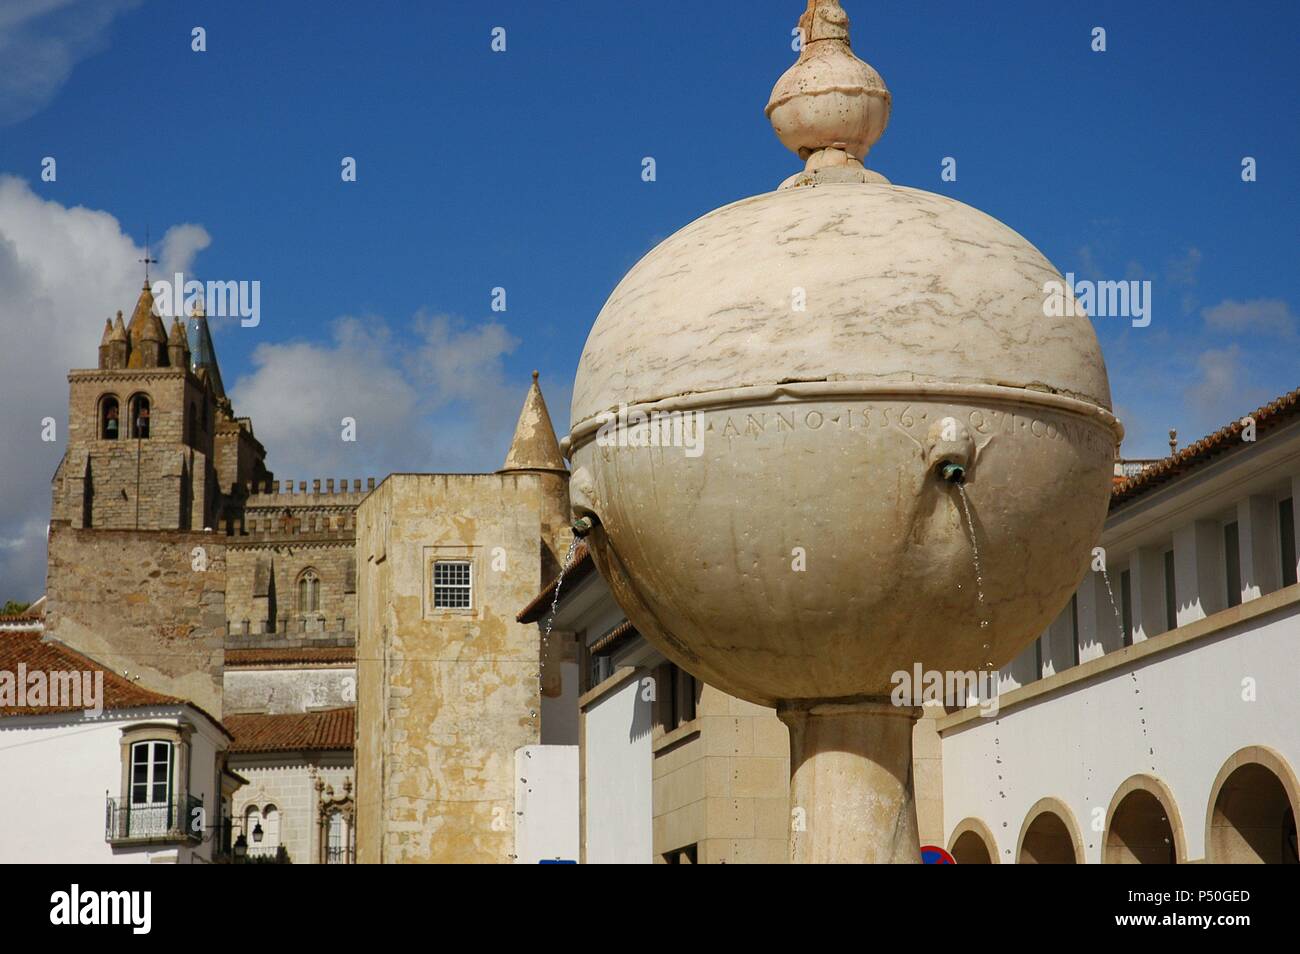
[105,795,204,846]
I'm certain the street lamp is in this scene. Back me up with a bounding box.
[252,822,264,844]
[233,833,247,862]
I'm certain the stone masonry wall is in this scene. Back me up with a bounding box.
[45,525,226,716]
[356,473,565,863]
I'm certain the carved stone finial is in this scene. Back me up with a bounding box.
[798,0,849,42]
[767,0,891,188]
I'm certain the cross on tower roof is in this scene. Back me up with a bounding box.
[138,227,158,284]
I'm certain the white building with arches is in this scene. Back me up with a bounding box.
[938,388,1300,863]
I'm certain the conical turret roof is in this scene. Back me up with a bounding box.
[500,371,567,474]
[125,282,168,367]
[186,300,226,400]
[168,316,187,346]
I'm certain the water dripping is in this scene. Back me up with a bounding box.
[1100,567,1125,645]
[955,483,992,670]
[531,534,581,733]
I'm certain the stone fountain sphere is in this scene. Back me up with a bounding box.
[567,182,1120,707]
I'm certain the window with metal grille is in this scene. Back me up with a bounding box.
[433,560,472,609]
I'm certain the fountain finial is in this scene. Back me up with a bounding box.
[766,0,891,188]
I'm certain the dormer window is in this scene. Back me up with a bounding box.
[101,396,120,440]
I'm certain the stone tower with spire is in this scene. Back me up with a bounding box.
[354,371,573,863]
[498,369,573,579]
[52,282,237,532]
[44,280,278,715]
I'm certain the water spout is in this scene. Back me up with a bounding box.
[938,461,966,484]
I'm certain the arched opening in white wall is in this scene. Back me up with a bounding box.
[1206,747,1300,864]
[948,817,998,864]
[1017,797,1083,864]
[1104,775,1185,864]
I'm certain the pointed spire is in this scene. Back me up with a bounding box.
[168,316,190,368]
[126,280,168,367]
[98,318,114,369]
[186,298,226,400]
[167,316,187,346]
[500,370,567,474]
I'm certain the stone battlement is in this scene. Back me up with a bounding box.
[225,623,355,645]
[246,477,375,503]
[218,512,358,537]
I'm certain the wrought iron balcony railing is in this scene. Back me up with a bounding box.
[105,795,204,845]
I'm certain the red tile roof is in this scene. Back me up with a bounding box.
[224,647,356,667]
[0,630,185,717]
[589,619,636,654]
[517,541,594,622]
[1112,387,1300,507]
[224,707,355,753]
[0,596,45,624]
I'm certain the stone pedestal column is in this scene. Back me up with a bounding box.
[779,699,920,864]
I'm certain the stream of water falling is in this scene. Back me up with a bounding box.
[532,535,581,731]
[955,484,992,670]
[1099,568,1160,773]
[955,483,1010,853]
[1100,567,1126,644]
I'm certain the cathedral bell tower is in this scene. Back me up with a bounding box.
[52,281,219,531]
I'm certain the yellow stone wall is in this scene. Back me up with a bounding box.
[355,472,565,863]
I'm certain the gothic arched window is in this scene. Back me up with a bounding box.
[129,394,151,439]
[100,396,120,440]
[188,402,197,442]
[297,568,321,614]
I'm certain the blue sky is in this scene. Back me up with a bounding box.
[1,0,1297,599]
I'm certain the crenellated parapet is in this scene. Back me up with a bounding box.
[246,477,375,503]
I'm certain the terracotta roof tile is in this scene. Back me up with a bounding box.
[224,647,355,667]
[0,596,45,623]
[589,619,637,654]
[0,630,183,717]
[1112,387,1300,507]
[225,707,355,753]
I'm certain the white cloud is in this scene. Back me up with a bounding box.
[158,223,211,278]
[1202,298,1297,339]
[1183,345,1268,422]
[229,312,543,481]
[0,175,565,602]
[0,175,208,600]
[0,0,142,126]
